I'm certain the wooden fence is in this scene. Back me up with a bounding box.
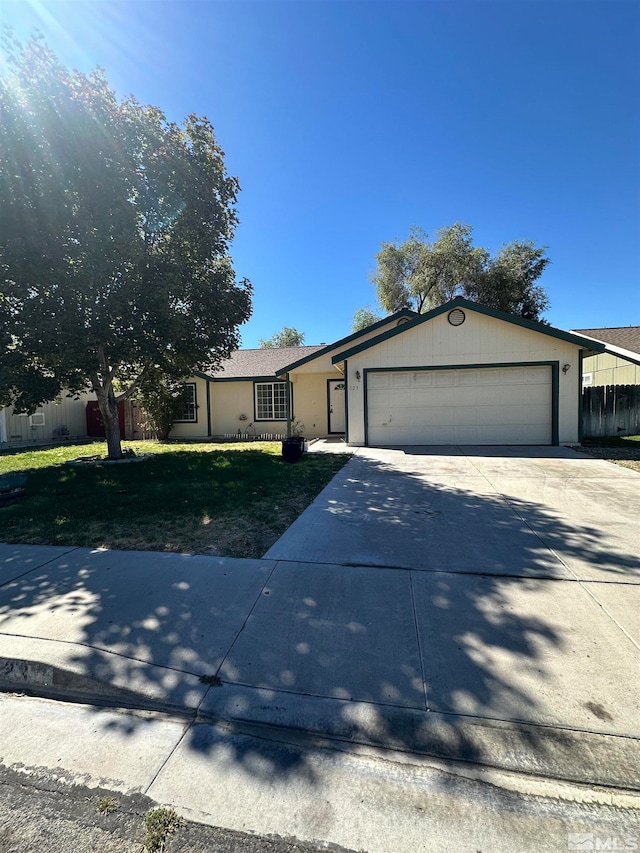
[582,385,640,438]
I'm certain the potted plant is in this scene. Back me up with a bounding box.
[281,419,305,463]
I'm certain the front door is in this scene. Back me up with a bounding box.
[328,379,346,433]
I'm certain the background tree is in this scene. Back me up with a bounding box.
[366,223,549,321]
[259,327,306,348]
[0,36,252,459]
[351,306,382,332]
[467,240,550,320]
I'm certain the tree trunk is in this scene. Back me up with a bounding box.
[96,386,123,460]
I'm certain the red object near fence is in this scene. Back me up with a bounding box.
[86,401,125,438]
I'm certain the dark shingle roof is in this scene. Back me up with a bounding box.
[572,326,640,355]
[206,346,325,379]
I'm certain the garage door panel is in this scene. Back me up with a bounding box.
[435,371,458,386]
[457,370,479,386]
[368,390,390,407]
[367,366,552,446]
[413,373,435,386]
[502,368,526,384]
[368,373,390,389]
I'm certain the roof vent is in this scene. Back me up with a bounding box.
[448,308,466,327]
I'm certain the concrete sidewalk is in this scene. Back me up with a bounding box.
[0,445,639,846]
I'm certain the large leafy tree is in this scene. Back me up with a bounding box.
[351,306,382,332]
[0,36,252,458]
[259,327,306,348]
[366,223,550,321]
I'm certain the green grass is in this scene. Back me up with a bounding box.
[582,435,640,446]
[0,440,350,558]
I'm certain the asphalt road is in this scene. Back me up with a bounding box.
[0,767,354,853]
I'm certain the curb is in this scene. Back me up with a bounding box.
[3,655,638,794]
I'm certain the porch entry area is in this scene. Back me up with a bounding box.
[327,379,346,434]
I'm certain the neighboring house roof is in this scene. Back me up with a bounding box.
[203,346,326,380]
[571,326,640,356]
[332,297,606,364]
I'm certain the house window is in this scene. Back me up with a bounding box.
[175,383,197,422]
[255,381,288,420]
[582,373,593,386]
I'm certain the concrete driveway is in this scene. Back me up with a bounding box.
[260,445,640,784]
[266,445,640,581]
[0,445,638,790]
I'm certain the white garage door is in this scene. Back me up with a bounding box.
[367,365,552,446]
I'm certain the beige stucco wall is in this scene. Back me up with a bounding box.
[582,353,640,387]
[344,311,584,445]
[168,374,338,441]
[210,375,338,439]
[167,317,410,442]
[210,380,287,438]
[289,371,340,437]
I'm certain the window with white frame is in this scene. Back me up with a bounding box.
[175,383,197,422]
[255,381,288,420]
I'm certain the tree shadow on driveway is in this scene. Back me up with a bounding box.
[0,450,638,788]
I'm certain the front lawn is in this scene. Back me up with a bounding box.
[0,441,350,558]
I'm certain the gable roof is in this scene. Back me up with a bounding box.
[331,297,606,364]
[204,346,325,380]
[277,309,418,374]
[571,326,640,355]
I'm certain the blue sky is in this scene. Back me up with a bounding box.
[2,0,639,347]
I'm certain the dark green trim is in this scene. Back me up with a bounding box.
[332,297,606,364]
[578,351,584,443]
[344,360,350,443]
[326,377,346,434]
[277,309,418,374]
[551,362,559,445]
[364,360,558,373]
[174,382,198,424]
[363,361,560,447]
[325,378,331,434]
[212,374,280,383]
[196,370,288,384]
[206,381,211,437]
[363,366,370,447]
